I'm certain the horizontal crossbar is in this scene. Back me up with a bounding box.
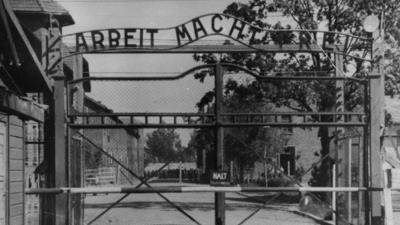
[68,112,367,128]
[69,112,365,117]
[63,44,372,62]
[68,122,367,129]
[26,186,387,195]
[66,44,330,54]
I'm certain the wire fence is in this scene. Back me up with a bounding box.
[61,66,370,224]
[50,123,366,225]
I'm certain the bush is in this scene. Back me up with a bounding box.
[299,193,332,220]
[267,176,293,187]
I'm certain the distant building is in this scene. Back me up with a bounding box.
[145,162,197,172]
[196,103,363,188]
[83,95,145,185]
[383,95,400,168]
[245,115,321,186]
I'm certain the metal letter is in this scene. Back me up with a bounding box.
[146,29,158,47]
[192,18,207,39]
[75,32,88,53]
[175,25,192,46]
[139,29,144,47]
[108,29,120,48]
[229,18,246,40]
[212,14,223,33]
[124,29,137,48]
[91,30,105,50]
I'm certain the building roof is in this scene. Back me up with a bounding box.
[384,146,400,168]
[145,162,197,172]
[84,95,114,114]
[83,95,141,137]
[10,0,74,26]
[385,95,400,123]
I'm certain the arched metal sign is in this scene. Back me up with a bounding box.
[60,13,373,60]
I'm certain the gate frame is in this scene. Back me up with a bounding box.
[65,62,378,225]
[39,13,382,225]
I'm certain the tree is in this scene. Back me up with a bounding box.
[192,0,400,199]
[188,78,289,182]
[145,128,182,163]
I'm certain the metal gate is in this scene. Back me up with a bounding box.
[27,13,382,225]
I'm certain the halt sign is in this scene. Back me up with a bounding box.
[210,171,230,186]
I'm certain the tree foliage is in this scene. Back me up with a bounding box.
[191,0,400,195]
[145,128,182,162]
[188,77,289,182]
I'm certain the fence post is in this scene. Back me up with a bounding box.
[53,75,68,225]
[383,169,393,225]
[370,74,383,225]
[179,161,182,183]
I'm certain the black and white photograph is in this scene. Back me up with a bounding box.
[0,0,399,224]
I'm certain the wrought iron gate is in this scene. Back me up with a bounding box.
[26,13,383,225]
[63,61,373,225]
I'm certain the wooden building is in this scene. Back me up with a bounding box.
[0,0,90,224]
[0,0,58,224]
[83,95,145,185]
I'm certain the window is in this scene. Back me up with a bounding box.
[104,129,111,143]
[279,146,295,176]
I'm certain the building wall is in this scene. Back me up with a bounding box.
[127,129,145,177]
[0,114,33,225]
[285,127,320,185]
[82,101,145,184]
[137,129,145,176]
[5,115,25,225]
[383,124,400,147]
[249,114,363,188]
[0,120,6,225]
[383,124,400,165]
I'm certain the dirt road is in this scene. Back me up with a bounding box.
[83,183,320,225]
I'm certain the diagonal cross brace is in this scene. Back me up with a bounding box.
[87,161,173,225]
[235,154,330,225]
[76,131,202,225]
[236,193,283,225]
[225,131,352,225]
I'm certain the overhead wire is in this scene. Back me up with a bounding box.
[56,0,220,2]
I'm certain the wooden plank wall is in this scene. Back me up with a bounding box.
[70,138,82,225]
[8,116,24,225]
[0,122,6,225]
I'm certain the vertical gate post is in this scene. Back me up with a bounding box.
[368,18,385,224]
[335,53,353,223]
[362,79,370,225]
[53,74,69,225]
[214,62,225,225]
[334,53,345,224]
[369,74,383,225]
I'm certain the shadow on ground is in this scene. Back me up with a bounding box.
[85,193,299,212]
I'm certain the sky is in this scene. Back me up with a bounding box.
[59,0,249,32]
[55,0,288,145]
[57,0,253,111]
